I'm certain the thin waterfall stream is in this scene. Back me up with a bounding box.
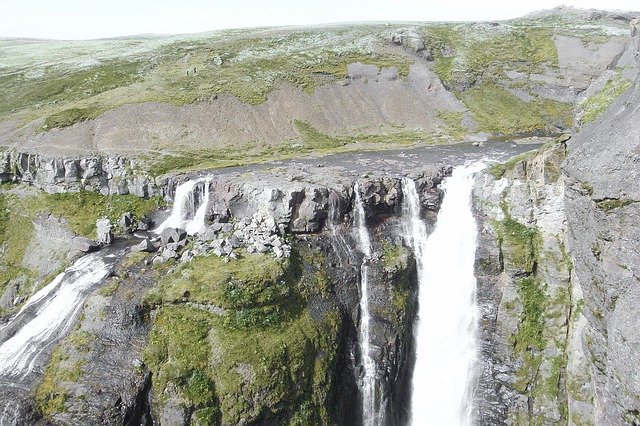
[404,163,484,425]
[353,182,381,425]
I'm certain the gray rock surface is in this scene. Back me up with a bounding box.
[96,218,114,245]
[562,21,640,424]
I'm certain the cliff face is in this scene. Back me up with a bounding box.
[474,142,573,424]
[4,162,449,425]
[562,18,640,425]
[470,19,640,425]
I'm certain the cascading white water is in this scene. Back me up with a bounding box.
[156,178,211,235]
[404,163,484,425]
[0,252,115,379]
[0,249,120,426]
[353,182,380,425]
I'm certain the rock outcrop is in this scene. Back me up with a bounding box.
[0,151,158,196]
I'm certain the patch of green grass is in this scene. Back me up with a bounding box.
[488,150,537,179]
[144,242,341,423]
[42,106,102,131]
[596,198,638,211]
[147,125,435,176]
[42,192,163,238]
[142,239,342,422]
[436,110,466,140]
[0,189,163,310]
[495,200,540,273]
[35,341,86,418]
[460,83,573,134]
[579,73,632,124]
[423,24,558,85]
[0,59,143,119]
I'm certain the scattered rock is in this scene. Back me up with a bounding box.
[134,238,158,253]
[96,219,114,245]
[73,237,100,253]
[118,212,136,233]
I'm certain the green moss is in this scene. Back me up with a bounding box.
[35,342,86,418]
[488,150,536,179]
[42,106,101,131]
[513,278,547,353]
[596,198,638,212]
[579,182,594,196]
[381,242,409,273]
[144,252,301,330]
[579,73,632,124]
[144,240,342,423]
[460,83,573,134]
[512,277,548,396]
[495,200,540,273]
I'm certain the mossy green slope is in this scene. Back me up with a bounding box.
[144,247,342,424]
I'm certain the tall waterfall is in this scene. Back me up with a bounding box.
[0,250,121,425]
[404,164,484,425]
[353,183,380,425]
[156,178,211,235]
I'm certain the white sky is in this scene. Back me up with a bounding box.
[1,0,639,40]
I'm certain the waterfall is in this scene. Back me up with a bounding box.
[354,182,380,425]
[404,164,484,425]
[156,178,211,235]
[0,250,121,424]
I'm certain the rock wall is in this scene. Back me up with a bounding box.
[473,142,574,424]
[0,150,158,196]
[562,17,640,425]
[470,19,640,425]
[23,164,449,425]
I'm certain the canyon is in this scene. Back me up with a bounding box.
[0,6,639,426]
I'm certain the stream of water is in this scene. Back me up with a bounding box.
[404,164,484,425]
[0,250,122,426]
[353,182,382,425]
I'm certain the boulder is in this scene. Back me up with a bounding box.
[118,212,136,233]
[96,219,114,245]
[136,216,154,231]
[73,237,100,253]
[160,228,187,247]
[134,238,158,253]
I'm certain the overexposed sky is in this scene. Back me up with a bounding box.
[2,0,639,40]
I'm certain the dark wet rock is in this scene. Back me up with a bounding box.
[118,212,136,233]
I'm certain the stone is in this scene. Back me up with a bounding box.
[134,238,157,253]
[227,234,242,248]
[160,227,187,246]
[136,216,154,231]
[96,218,114,245]
[118,212,135,233]
[73,237,100,252]
[161,248,178,261]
